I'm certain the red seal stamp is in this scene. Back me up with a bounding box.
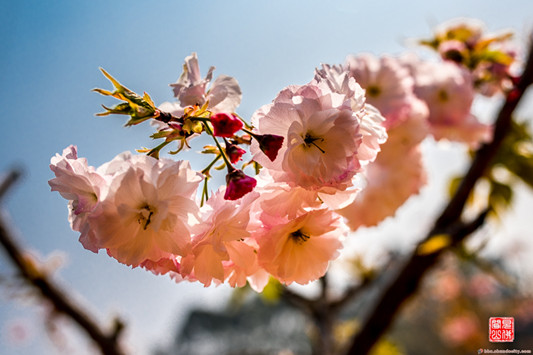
[489,317,514,342]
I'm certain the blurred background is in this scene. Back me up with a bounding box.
[1,1,533,354]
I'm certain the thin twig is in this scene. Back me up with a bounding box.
[345,35,533,355]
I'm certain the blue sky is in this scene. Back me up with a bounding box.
[1,1,533,353]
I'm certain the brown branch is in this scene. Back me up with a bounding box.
[0,168,23,202]
[281,272,376,355]
[345,36,533,355]
[0,170,127,355]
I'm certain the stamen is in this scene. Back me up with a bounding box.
[138,204,155,230]
[437,89,449,102]
[143,211,153,230]
[290,230,310,244]
[366,85,381,97]
[304,133,326,154]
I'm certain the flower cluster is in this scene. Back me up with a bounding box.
[421,18,519,97]
[50,19,518,290]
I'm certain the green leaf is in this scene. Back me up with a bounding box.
[474,49,514,66]
[94,68,157,126]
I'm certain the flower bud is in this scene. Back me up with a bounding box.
[210,113,243,137]
[224,169,257,200]
[256,134,284,161]
[225,144,246,164]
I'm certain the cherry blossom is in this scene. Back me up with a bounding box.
[313,63,388,163]
[49,145,107,252]
[407,58,492,146]
[250,83,363,193]
[48,17,517,293]
[256,208,346,285]
[253,173,323,223]
[87,154,202,267]
[141,257,181,276]
[338,102,429,229]
[345,54,419,129]
[159,52,242,118]
[180,189,259,286]
[339,145,427,229]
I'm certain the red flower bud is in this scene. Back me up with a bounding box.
[226,144,246,164]
[224,169,257,200]
[210,113,243,137]
[257,134,284,161]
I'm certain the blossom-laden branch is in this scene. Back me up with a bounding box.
[45,17,531,354]
[0,170,127,355]
[345,34,533,355]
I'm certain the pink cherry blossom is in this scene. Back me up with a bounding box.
[339,145,427,230]
[345,54,419,129]
[162,52,242,117]
[181,189,259,287]
[338,105,429,230]
[243,268,271,293]
[49,145,107,252]
[407,58,492,146]
[250,83,363,194]
[223,237,264,289]
[87,154,202,267]
[313,63,388,163]
[253,174,323,224]
[256,208,346,285]
[373,99,430,163]
[338,101,429,230]
[141,257,181,276]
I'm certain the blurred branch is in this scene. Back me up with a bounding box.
[329,274,374,314]
[0,168,23,202]
[455,243,517,289]
[282,271,375,355]
[346,35,533,355]
[0,169,127,355]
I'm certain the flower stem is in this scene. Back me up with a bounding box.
[148,140,171,159]
[201,154,223,176]
[200,176,210,206]
[242,128,257,138]
[204,124,233,170]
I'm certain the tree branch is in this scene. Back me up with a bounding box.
[0,170,127,355]
[345,35,533,355]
